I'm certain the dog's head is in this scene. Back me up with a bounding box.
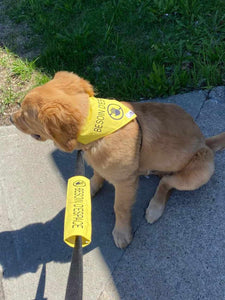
[10,71,94,152]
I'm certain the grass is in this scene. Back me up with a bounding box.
[0,48,49,114]
[1,0,225,111]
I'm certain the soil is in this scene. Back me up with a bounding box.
[0,103,21,126]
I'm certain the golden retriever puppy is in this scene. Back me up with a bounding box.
[11,71,225,248]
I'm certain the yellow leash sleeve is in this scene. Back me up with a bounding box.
[64,175,92,248]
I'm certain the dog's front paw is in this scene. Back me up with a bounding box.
[145,197,165,224]
[112,227,132,249]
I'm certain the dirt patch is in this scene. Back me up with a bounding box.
[0,103,21,126]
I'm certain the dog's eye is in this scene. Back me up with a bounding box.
[31,134,41,140]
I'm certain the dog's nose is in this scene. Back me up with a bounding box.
[10,115,14,124]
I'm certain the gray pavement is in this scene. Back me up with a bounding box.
[0,88,225,300]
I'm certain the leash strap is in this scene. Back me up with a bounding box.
[65,150,84,300]
[65,236,83,300]
[136,118,143,151]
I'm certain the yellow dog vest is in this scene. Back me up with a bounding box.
[77,97,137,144]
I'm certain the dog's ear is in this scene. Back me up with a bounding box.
[53,71,94,97]
[38,102,81,152]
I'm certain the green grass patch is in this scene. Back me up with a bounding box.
[4,0,225,101]
[0,47,49,113]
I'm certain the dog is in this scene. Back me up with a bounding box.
[10,71,225,248]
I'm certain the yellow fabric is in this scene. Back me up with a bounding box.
[64,176,92,248]
[77,97,137,144]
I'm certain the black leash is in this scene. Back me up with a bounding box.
[65,150,84,300]
[136,117,143,151]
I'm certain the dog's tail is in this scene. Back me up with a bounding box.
[206,132,225,152]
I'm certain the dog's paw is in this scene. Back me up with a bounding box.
[145,197,165,224]
[112,227,132,249]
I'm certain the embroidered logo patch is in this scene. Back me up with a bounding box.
[107,103,124,120]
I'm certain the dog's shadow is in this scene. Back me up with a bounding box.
[0,149,158,280]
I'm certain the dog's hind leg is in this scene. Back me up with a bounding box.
[146,146,215,224]
[206,132,225,152]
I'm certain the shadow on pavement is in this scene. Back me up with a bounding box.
[0,149,157,289]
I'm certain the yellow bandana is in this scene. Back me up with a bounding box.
[77,97,137,144]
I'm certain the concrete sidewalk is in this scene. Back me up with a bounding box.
[0,88,225,300]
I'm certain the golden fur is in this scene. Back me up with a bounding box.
[11,71,225,248]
